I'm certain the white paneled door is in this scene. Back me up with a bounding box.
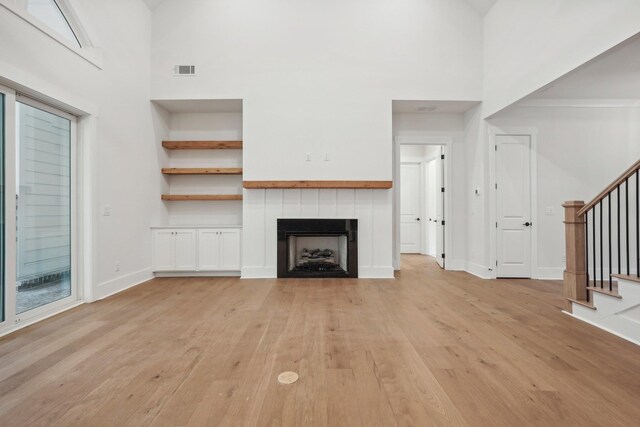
[401,162,422,253]
[426,159,437,257]
[496,135,532,278]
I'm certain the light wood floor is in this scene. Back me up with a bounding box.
[1,255,639,426]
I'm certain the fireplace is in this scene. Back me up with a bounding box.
[277,219,358,278]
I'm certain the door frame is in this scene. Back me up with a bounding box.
[399,161,424,254]
[488,126,538,279]
[0,79,96,337]
[13,95,79,322]
[393,135,452,270]
[424,155,440,257]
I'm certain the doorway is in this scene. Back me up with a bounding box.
[490,129,536,279]
[398,143,445,268]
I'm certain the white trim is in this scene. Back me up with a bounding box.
[394,135,453,272]
[156,271,241,278]
[241,267,277,279]
[0,1,103,69]
[537,267,564,280]
[488,126,539,279]
[516,98,640,109]
[11,95,80,324]
[359,267,395,279]
[0,89,90,335]
[0,84,17,328]
[466,262,492,279]
[95,268,154,301]
[563,311,640,347]
[445,259,466,271]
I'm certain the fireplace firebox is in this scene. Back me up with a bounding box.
[277,219,358,278]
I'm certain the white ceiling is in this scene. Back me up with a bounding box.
[526,35,640,100]
[393,100,480,114]
[462,0,498,16]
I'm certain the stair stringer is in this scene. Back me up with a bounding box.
[568,278,640,346]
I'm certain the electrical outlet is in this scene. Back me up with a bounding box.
[545,206,554,215]
[324,152,329,161]
[103,205,112,216]
[114,262,120,272]
[305,153,311,161]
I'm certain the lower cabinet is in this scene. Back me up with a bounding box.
[198,229,241,271]
[152,227,241,274]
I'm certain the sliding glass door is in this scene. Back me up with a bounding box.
[0,93,4,322]
[15,99,75,316]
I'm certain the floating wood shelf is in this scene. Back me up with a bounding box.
[162,168,243,175]
[243,180,393,189]
[162,141,243,150]
[161,194,243,201]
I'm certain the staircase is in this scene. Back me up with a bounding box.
[563,160,640,345]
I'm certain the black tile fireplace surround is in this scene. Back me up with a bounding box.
[277,219,358,278]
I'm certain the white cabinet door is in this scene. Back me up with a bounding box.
[219,229,241,271]
[198,229,221,271]
[174,230,197,271]
[153,230,176,271]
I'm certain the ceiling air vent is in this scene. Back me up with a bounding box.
[174,65,196,76]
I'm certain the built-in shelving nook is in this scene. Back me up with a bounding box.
[153,99,244,226]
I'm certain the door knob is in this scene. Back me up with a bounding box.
[523,222,532,227]
[416,218,421,221]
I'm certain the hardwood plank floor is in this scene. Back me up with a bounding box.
[0,255,639,426]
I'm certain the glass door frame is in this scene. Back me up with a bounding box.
[0,85,80,332]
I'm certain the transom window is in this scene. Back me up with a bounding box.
[20,0,81,48]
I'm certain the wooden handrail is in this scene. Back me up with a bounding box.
[577,159,640,216]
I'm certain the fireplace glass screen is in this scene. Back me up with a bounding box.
[287,235,348,274]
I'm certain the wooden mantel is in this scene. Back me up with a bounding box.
[243,180,393,189]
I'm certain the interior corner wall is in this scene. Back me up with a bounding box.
[488,106,640,279]
[0,1,165,300]
[484,0,640,117]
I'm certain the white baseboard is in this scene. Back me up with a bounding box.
[241,267,277,279]
[359,266,395,279]
[465,262,492,279]
[535,267,564,280]
[563,311,640,347]
[155,271,240,278]
[95,267,154,301]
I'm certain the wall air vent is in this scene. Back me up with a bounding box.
[174,65,196,76]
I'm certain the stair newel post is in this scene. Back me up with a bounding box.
[563,201,588,312]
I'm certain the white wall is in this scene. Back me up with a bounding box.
[488,105,640,278]
[151,0,483,277]
[0,0,165,299]
[484,0,640,117]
